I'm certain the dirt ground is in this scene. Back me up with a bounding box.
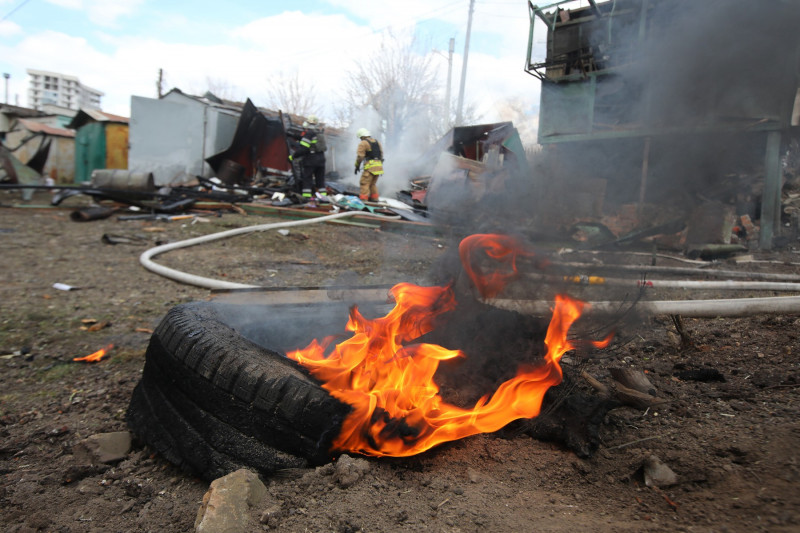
[1,190,799,533]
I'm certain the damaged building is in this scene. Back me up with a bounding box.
[525,0,800,250]
[128,89,243,186]
[4,117,76,184]
[128,89,345,189]
[397,122,531,225]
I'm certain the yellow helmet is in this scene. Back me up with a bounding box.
[356,128,370,138]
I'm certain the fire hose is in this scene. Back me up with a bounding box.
[140,214,800,317]
[139,210,400,290]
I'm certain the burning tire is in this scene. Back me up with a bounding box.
[126,301,352,481]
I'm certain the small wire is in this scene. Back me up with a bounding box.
[0,0,33,23]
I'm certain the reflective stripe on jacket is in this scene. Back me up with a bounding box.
[356,137,384,175]
[294,128,325,158]
[364,159,383,175]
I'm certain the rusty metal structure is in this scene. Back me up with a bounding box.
[525,0,800,248]
[4,118,76,184]
[67,109,129,184]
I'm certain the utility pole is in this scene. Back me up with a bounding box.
[455,0,475,126]
[3,73,9,105]
[156,69,164,98]
[445,38,454,127]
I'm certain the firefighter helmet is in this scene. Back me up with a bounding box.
[306,115,318,125]
[356,128,370,139]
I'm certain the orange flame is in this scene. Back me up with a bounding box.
[73,343,114,363]
[288,234,611,458]
[458,233,539,299]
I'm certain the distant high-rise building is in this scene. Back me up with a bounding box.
[26,69,103,111]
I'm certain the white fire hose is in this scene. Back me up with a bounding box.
[140,210,399,290]
[140,213,800,317]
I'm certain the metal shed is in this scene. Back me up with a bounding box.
[128,89,240,186]
[68,109,129,184]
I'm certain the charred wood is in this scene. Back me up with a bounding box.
[609,367,657,396]
[509,372,618,458]
[670,314,695,350]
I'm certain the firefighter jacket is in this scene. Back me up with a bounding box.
[355,137,384,175]
[292,127,327,160]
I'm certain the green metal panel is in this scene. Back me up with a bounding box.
[539,80,594,138]
[530,0,800,145]
[759,131,783,250]
[74,122,107,183]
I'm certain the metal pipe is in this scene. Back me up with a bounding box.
[554,261,800,282]
[760,131,782,250]
[490,295,800,318]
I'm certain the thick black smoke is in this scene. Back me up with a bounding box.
[430,0,800,238]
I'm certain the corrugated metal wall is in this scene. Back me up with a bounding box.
[75,122,106,183]
[5,129,75,184]
[129,95,238,186]
[105,123,129,170]
[74,122,129,183]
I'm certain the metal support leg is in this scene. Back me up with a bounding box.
[759,131,782,250]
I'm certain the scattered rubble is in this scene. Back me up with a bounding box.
[72,431,132,465]
[332,455,372,489]
[643,455,679,488]
[195,469,268,533]
[1,204,800,531]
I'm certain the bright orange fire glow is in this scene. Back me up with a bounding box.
[288,234,612,458]
[458,233,540,298]
[73,343,114,363]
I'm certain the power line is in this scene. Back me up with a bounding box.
[473,11,525,18]
[0,0,33,23]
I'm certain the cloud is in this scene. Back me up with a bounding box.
[0,19,22,38]
[232,11,371,73]
[0,2,543,128]
[44,0,146,27]
[44,0,82,9]
[87,0,145,27]
[324,0,467,30]
[3,30,110,77]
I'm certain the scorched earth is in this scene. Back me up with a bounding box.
[1,193,799,532]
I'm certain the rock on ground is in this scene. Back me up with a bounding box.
[195,469,268,533]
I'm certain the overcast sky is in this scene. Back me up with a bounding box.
[0,0,566,140]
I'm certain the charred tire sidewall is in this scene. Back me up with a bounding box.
[126,300,351,481]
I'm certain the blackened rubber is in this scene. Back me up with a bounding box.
[126,301,351,481]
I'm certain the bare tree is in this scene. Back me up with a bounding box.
[265,70,320,117]
[199,77,244,103]
[341,31,485,150]
[342,31,445,149]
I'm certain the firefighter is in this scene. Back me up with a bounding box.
[290,115,327,202]
[354,128,383,201]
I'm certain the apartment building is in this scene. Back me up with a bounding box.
[26,69,103,111]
